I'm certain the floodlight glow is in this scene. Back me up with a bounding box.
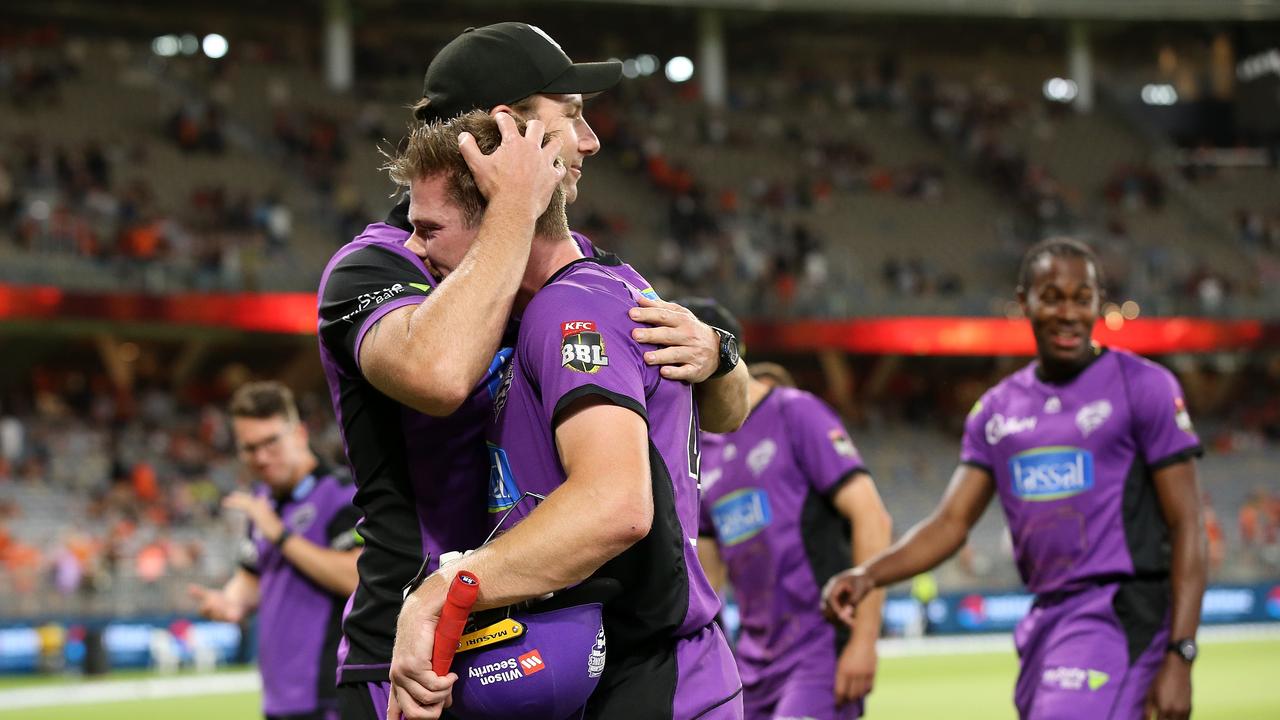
[202,34,229,59]
[636,54,658,77]
[1141,84,1178,106]
[665,56,694,83]
[1042,78,1078,103]
[152,35,180,57]
[180,34,199,56]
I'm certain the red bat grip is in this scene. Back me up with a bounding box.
[431,571,479,676]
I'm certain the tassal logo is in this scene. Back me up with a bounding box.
[1009,446,1095,501]
[711,488,772,546]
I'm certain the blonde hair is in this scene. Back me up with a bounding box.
[383,110,567,236]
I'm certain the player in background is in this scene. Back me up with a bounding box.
[384,112,744,719]
[189,382,361,720]
[822,238,1206,720]
[319,23,748,720]
[685,300,892,720]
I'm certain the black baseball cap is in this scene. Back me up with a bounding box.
[415,22,622,122]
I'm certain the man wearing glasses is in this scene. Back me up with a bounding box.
[189,381,362,720]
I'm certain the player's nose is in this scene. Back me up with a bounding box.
[579,119,601,157]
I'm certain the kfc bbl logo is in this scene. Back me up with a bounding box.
[561,321,609,374]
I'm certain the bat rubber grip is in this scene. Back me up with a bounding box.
[431,571,479,676]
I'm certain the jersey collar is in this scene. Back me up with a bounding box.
[1033,346,1109,387]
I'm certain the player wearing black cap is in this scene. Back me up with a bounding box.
[318,23,749,720]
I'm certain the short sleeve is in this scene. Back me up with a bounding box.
[519,280,650,426]
[960,394,995,472]
[318,244,434,373]
[782,392,868,496]
[1126,359,1202,469]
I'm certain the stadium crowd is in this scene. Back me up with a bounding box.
[0,373,343,618]
[2,29,1273,320]
[1,355,1278,618]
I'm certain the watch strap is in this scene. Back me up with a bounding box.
[708,326,739,379]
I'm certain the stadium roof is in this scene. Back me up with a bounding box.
[570,0,1280,21]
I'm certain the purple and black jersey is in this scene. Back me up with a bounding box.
[318,198,615,684]
[240,471,360,717]
[317,220,497,684]
[960,348,1202,595]
[698,387,867,684]
[486,255,741,719]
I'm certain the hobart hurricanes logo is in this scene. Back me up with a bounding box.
[1075,400,1112,438]
[1009,446,1095,501]
[587,626,606,678]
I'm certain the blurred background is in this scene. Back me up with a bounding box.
[0,0,1278,717]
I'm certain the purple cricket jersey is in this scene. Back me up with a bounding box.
[317,205,615,685]
[486,255,742,719]
[698,387,867,686]
[960,348,1202,595]
[240,471,360,716]
[318,220,498,684]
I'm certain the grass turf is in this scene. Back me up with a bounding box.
[0,691,262,720]
[870,637,1278,719]
[0,639,1275,719]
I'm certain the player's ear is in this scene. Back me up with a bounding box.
[1016,286,1030,315]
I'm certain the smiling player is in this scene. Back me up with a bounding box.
[822,238,1207,720]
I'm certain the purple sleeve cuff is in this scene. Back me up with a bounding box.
[353,295,428,370]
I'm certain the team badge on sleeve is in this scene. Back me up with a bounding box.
[1174,397,1194,433]
[561,321,610,374]
[829,429,858,458]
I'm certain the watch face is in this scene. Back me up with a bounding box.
[1180,640,1197,662]
[1171,639,1197,662]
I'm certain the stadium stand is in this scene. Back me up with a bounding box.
[0,11,1277,623]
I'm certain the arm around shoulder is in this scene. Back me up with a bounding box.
[359,304,476,416]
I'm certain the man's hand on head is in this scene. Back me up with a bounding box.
[458,112,565,216]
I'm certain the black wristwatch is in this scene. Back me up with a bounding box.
[1166,637,1197,664]
[708,326,740,380]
